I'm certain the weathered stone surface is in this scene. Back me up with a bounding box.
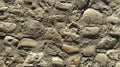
[23,52,44,67]
[82,45,96,57]
[97,36,117,49]
[82,27,100,38]
[4,36,19,46]
[95,53,108,66]
[21,19,45,38]
[110,26,120,36]
[18,38,39,48]
[61,27,79,42]
[62,44,79,53]
[43,28,62,41]
[106,50,119,60]
[0,22,16,32]
[66,55,81,67]
[55,2,73,10]
[52,57,64,67]
[81,8,103,24]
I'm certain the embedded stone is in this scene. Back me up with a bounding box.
[106,16,120,24]
[55,2,73,10]
[106,50,119,60]
[115,62,120,67]
[52,57,64,67]
[82,27,100,38]
[82,45,96,57]
[18,38,39,48]
[81,8,103,24]
[110,26,120,36]
[4,36,19,46]
[95,53,108,66]
[97,36,117,49]
[43,28,62,41]
[62,44,79,53]
[0,22,17,32]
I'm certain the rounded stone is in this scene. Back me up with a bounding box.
[82,45,96,57]
[52,57,64,67]
[81,8,103,24]
[95,53,108,66]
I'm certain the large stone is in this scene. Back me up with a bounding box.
[62,44,79,53]
[81,8,103,24]
[0,22,16,32]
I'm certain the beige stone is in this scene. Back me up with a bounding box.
[82,45,96,57]
[52,57,64,67]
[97,36,117,49]
[0,22,16,32]
[62,44,79,53]
[55,2,73,10]
[106,16,120,24]
[81,8,103,24]
[18,38,39,48]
[4,36,19,46]
[110,26,120,36]
[43,28,62,41]
[82,27,100,37]
[115,62,120,67]
[95,53,108,66]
